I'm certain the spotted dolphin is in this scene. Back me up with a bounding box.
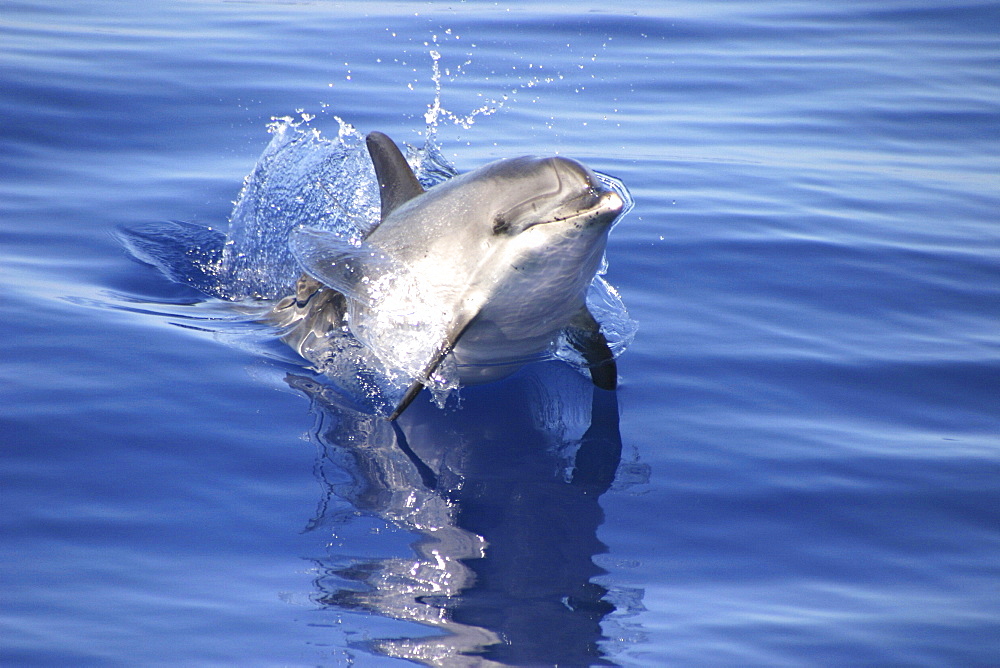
[273,132,626,419]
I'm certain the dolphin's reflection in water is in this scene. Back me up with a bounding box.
[288,362,642,666]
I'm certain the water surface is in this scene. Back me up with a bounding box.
[2,1,999,665]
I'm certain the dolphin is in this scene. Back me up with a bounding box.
[272,131,626,420]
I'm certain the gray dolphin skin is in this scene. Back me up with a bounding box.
[272,131,626,420]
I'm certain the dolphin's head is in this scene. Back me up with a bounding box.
[462,155,626,297]
[482,156,625,238]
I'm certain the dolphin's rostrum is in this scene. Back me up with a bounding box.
[273,132,627,419]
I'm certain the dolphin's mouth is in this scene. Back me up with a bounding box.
[490,162,627,236]
[545,188,624,228]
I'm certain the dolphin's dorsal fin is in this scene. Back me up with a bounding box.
[566,305,618,390]
[366,131,424,222]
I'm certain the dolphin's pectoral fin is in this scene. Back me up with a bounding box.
[566,306,618,391]
[387,311,481,421]
[389,380,424,422]
[289,226,397,306]
[366,131,425,222]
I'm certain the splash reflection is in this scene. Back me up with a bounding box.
[290,362,632,665]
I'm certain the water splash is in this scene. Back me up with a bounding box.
[215,115,376,300]
[421,31,560,139]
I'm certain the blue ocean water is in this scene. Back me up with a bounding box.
[2,1,998,665]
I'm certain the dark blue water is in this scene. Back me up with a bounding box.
[3,1,999,665]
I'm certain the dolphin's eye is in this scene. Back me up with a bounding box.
[492,214,511,235]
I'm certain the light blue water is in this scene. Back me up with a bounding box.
[2,1,999,665]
